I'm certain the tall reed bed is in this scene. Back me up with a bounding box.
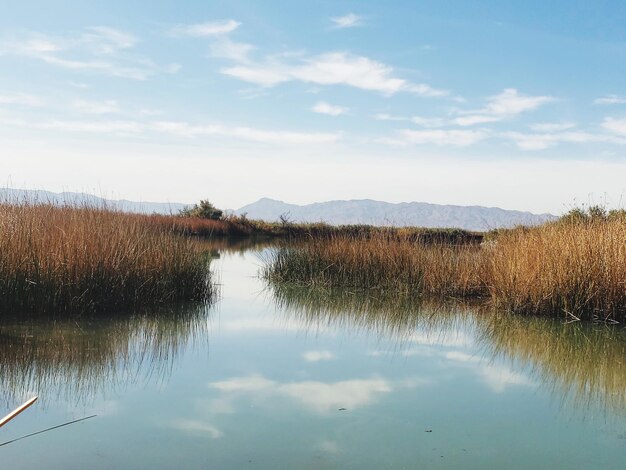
[264,216,626,320]
[0,203,213,314]
[264,234,486,298]
[488,219,626,319]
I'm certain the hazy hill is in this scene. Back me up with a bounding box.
[235,198,556,231]
[0,189,556,230]
[0,188,188,215]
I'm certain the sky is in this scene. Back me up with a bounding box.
[1,0,626,214]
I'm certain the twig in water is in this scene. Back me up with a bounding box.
[0,415,97,447]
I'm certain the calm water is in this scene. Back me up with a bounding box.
[2,248,626,469]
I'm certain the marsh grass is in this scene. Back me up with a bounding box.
[0,203,214,314]
[264,216,626,320]
[488,219,626,319]
[264,234,486,298]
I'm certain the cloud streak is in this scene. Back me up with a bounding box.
[222,52,448,97]
[312,101,348,116]
[171,19,240,37]
[0,27,179,80]
[331,13,363,29]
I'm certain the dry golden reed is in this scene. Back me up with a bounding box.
[264,233,486,298]
[265,216,626,320]
[488,218,626,319]
[0,203,213,314]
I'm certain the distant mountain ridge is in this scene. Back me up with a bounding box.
[235,198,556,231]
[0,188,188,215]
[1,189,556,230]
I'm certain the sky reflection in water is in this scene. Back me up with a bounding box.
[1,249,626,469]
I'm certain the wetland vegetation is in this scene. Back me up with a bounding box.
[264,206,626,321]
[0,203,214,315]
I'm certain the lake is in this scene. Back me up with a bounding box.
[2,247,626,469]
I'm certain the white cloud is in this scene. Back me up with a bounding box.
[222,52,448,97]
[602,117,626,135]
[42,120,142,133]
[444,351,534,393]
[302,350,334,362]
[83,26,137,52]
[209,375,391,413]
[172,19,240,37]
[411,116,447,127]
[0,28,177,80]
[221,64,290,87]
[484,88,554,115]
[73,99,120,114]
[505,130,626,150]
[170,419,223,438]
[312,101,348,116]
[1,115,341,145]
[392,128,487,146]
[455,88,554,126]
[373,113,406,121]
[529,122,576,133]
[211,375,275,392]
[594,94,626,105]
[0,93,42,106]
[453,114,500,126]
[209,38,255,63]
[331,13,363,29]
[153,121,341,144]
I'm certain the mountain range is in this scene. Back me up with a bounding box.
[235,198,555,231]
[1,189,555,231]
[0,188,187,215]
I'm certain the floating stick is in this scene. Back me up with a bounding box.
[0,397,38,429]
[0,415,97,447]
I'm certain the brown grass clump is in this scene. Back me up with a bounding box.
[488,217,626,319]
[263,233,486,298]
[0,203,213,314]
[265,213,626,320]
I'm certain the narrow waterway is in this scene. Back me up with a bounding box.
[2,247,626,469]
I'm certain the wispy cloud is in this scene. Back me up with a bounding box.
[72,99,120,114]
[380,128,487,147]
[0,93,43,106]
[504,129,626,150]
[0,27,179,80]
[2,116,341,144]
[210,374,391,413]
[331,13,363,29]
[411,116,447,128]
[312,101,348,116]
[444,351,534,393]
[153,121,341,144]
[209,37,255,63]
[594,94,626,105]
[41,120,142,133]
[373,113,406,121]
[302,350,334,362]
[169,419,223,438]
[171,19,240,37]
[528,122,576,133]
[222,51,448,97]
[602,117,626,135]
[454,88,555,126]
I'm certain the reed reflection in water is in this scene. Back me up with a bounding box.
[269,281,626,415]
[480,315,626,414]
[0,303,212,407]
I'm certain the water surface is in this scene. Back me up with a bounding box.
[2,248,626,469]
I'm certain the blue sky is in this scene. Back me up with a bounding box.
[1,0,626,213]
